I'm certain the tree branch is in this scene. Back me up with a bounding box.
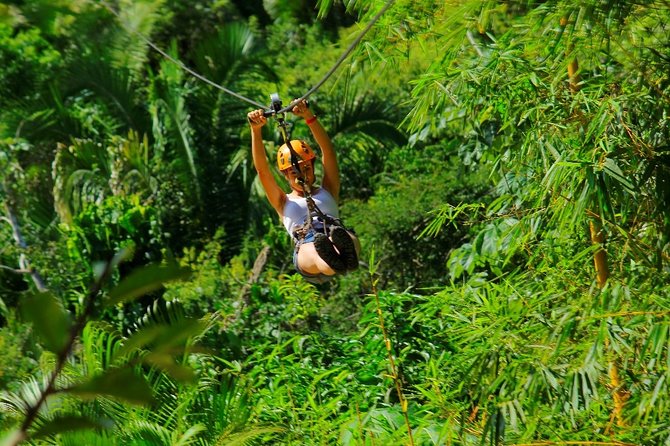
[235,244,270,321]
[2,189,48,292]
[0,264,32,274]
[16,257,117,443]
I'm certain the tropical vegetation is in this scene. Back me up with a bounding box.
[1,0,669,444]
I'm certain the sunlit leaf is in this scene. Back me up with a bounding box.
[112,324,166,361]
[214,426,285,446]
[66,367,153,405]
[32,415,112,439]
[0,430,26,446]
[114,318,206,361]
[650,375,666,409]
[602,157,635,195]
[143,352,196,383]
[106,263,191,306]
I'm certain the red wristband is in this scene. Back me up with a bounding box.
[306,115,318,125]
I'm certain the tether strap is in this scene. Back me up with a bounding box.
[272,96,343,236]
[298,180,340,234]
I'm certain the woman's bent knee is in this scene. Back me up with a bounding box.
[296,242,336,276]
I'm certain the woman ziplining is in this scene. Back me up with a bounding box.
[248,100,360,283]
[97,0,396,281]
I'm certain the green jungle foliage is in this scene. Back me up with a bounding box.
[1,0,669,444]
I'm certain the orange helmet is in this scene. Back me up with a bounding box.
[277,140,316,171]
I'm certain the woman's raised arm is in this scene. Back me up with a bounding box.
[248,109,286,215]
[291,100,340,201]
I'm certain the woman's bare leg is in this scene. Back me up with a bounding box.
[297,243,337,276]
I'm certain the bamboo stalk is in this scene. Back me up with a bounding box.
[589,220,609,288]
[607,360,629,428]
[370,272,414,446]
[567,55,580,93]
[560,14,625,428]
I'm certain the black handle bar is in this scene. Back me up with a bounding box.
[261,94,309,117]
[247,94,309,121]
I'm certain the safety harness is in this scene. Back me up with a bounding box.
[267,94,343,239]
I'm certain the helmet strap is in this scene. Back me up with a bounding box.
[269,95,303,177]
[269,95,314,218]
[285,140,304,181]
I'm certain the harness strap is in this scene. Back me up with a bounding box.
[298,181,341,235]
[270,94,345,237]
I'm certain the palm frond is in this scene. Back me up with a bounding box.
[132,299,187,331]
[64,57,150,134]
[173,424,206,446]
[191,22,258,85]
[52,140,111,223]
[314,73,408,198]
[58,430,119,446]
[106,0,167,75]
[0,375,49,418]
[153,67,201,204]
[329,82,407,149]
[190,375,252,437]
[122,419,174,445]
[214,426,285,446]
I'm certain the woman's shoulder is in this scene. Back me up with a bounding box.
[315,187,337,200]
[313,186,329,196]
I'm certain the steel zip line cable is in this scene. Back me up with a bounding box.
[97,0,395,112]
[275,0,396,114]
[98,0,266,108]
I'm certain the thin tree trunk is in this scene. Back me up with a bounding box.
[3,197,48,292]
[236,244,270,319]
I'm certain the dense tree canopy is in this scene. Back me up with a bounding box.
[1,0,669,444]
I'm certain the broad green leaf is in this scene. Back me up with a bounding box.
[114,318,206,361]
[92,262,107,283]
[112,324,168,361]
[20,292,72,354]
[480,226,498,256]
[143,352,196,383]
[0,430,26,446]
[149,318,207,352]
[602,157,635,195]
[596,173,615,221]
[368,247,377,276]
[174,424,206,446]
[66,367,153,405]
[571,373,579,411]
[650,375,666,408]
[32,415,112,439]
[106,263,191,306]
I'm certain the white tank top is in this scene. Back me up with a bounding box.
[282,188,339,236]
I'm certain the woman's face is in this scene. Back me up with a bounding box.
[283,160,316,191]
